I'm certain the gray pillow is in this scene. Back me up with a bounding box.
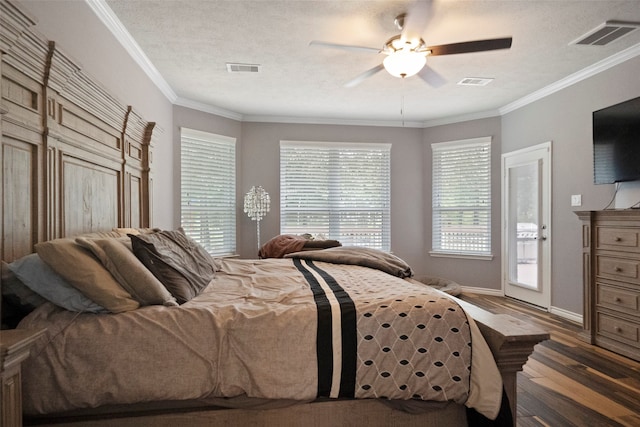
[8,254,106,313]
[2,260,47,309]
[1,261,47,327]
[129,230,216,304]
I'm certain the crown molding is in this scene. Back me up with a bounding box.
[174,97,244,121]
[421,109,501,128]
[242,114,425,128]
[500,42,640,115]
[85,0,177,103]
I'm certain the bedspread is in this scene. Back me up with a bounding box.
[18,258,500,417]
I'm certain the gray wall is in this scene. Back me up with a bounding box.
[502,56,640,315]
[17,0,175,229]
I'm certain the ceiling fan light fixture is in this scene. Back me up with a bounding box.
[383,49,426,78]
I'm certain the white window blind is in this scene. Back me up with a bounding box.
[280,141,391,251]
[432,137,491,257]
[181,128,236,257]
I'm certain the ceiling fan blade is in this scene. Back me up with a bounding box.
[401,0,433,44]
[309,40,381,54]
[344,64,385,88]
[427,37,512,56]
[417,65,446,88]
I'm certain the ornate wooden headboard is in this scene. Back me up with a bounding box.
[0,0,157,262]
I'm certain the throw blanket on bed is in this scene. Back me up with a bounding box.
[286,246,414,278]
[258,234,308,258]
[258,234,342,258]
[18,258,495,417]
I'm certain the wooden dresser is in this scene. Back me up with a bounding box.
[576,210,640,361]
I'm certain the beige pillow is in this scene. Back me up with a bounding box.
[76,237,178,307]
[113,227,160,236]
[35,238,139,313]
[79,231,125,239]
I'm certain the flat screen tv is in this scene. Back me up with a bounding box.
[593,95,640,184]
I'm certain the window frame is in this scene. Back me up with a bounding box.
[430,136,493,260]
[280,140,391,251]
[180,127,237,257]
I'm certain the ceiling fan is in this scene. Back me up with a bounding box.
[310,1,512,88]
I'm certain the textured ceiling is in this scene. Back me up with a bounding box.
[104,0,640,126]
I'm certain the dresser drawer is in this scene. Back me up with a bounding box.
[597,283,640,315]
[596,312,640,348]
[596,255,640,283]
[596,226,640,253]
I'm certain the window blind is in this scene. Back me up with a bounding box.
[181,128,236,257]
[432,137,491,256]
[280,141,391,251]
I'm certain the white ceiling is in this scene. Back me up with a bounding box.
[101,0,640,127]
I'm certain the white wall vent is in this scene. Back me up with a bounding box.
[226,63,261,73]
[457,77,494,86]
[571,21,640,46]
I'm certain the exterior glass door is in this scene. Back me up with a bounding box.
[502,142,551,309]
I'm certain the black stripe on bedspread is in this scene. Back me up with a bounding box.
[306,260,357,397]
[293,258,357,399]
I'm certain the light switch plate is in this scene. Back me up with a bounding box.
[571,194,582,207]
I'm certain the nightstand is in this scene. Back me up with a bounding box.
[1,329,45,427]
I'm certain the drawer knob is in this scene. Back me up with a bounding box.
[614,236,622,242]
[615,326,623,333]
[615,266,623,272]
[614,297,622,303]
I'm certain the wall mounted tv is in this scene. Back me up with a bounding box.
[593,95,640,184]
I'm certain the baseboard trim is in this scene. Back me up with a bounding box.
[550,306,583,325]
[460,286,504,296]
[460,287,584,325]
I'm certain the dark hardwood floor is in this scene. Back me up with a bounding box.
[460,293,640,427]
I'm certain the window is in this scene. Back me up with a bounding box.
[431,137,492,258]
[180,128,236,256]
[280,141,391,251]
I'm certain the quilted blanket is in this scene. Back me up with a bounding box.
[18,258,499,417]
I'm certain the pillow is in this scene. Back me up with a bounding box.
[112,227,160,236]
[76,237,178,307]
[35,238,139,313]
[129,230,216,304]
[76,231,124,239]
[6,254,106,313]
[2,260,48,327]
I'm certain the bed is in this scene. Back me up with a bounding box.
[0,1,548,426]
[11,242,495,417]
[6,235,544,427]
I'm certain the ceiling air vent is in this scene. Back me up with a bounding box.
[571,20,640,46]
[226,63,261,73]
[457,77,494,86]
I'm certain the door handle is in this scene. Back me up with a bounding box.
[537,224,547,241]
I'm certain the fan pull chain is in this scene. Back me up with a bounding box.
[401,77,405,127]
